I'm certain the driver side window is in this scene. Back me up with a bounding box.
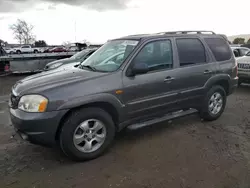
[132,40,173,72]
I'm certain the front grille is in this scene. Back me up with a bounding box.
[238,63,250,69]
[10,93,19,109]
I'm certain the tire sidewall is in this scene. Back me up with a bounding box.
[60,108,115,161]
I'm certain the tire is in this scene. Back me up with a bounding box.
[34,50,38,53]
[17,50,21,54]
[59,107,116,161]
[199,85,226,121]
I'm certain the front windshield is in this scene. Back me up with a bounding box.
[246,51,250,56]
[80,40,139,72]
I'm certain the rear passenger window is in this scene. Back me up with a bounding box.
[176,38,206,66]
[204,38,231,61]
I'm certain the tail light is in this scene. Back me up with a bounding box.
[234,59,238,76]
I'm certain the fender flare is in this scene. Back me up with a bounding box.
[204,74,230,90]
[57,93,125,115]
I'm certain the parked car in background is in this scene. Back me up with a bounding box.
[9,31,237,161]
[237,51,250,85]
[231,46,250,58]
[44,48,97,71]
[39,47,50,53]
[49,47,67,53]
[14,45,41,54]
[3,47,15,54]
[241,43,250,49]
[43,47,53,53]
[68,46,79,52]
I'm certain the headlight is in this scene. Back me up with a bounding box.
[48,63,63,69]
[18,95,48,112]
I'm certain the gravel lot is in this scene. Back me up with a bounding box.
[0,75,250,188]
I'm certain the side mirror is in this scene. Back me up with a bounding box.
[130,63,149,76]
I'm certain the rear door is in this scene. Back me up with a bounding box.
[172,38,217,108]
[122,39,180,119]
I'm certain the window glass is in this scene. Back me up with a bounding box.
[80,40,139,72]
[176,38,206,66]
[204,38,231,61]
[132,40,173,72]
[240,48,249,56]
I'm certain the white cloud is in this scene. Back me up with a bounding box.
[1,0,250,44]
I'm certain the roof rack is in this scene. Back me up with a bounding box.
[157,31,216,35]
[125,33,151,37]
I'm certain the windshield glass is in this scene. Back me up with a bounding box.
[80,40,139,72]
[71,50,90,60]
[246,51,250,56]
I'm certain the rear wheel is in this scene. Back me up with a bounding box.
[16,50,21,54]
[34,50,38,53]
[59,107,116,161]
[199,85,226,121]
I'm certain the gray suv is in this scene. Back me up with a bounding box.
[9,31,238,161]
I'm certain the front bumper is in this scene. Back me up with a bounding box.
[238,70,250,80]
[10,108,68,146]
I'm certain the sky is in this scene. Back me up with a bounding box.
[0,0,249,45]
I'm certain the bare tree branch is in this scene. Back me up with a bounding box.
[9,19,36,44]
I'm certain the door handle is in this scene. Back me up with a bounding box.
[164,76,175,82]
[204,70,212,74]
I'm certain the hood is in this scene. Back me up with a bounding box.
[54,62,80,71]
[46,58,75,67]
[237,56,250,63]
[13,67,108,96]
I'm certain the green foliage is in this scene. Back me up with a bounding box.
[233,38,245,44]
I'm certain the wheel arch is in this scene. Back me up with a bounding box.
[55,101,121,142]
[205,74,230,95]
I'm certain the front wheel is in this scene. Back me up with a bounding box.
[199,85,226,121]
[59,107,116,161]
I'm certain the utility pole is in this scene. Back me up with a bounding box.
[74,21,77,42]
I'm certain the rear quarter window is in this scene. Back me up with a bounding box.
[204,38,232,61]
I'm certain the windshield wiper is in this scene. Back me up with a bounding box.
[80,65,97,71]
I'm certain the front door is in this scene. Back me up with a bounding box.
[122,39,179,119]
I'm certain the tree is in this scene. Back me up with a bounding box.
[0,39,8,47]
[247,38,250,44]
[0,39,4,46]
[35,40,47,47]
[233,38,245,45]
[9,19,36,44]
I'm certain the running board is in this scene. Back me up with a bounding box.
[127,109,198,130]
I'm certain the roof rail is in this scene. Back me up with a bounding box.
[125,33,150,37]
[157,31,216,35]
